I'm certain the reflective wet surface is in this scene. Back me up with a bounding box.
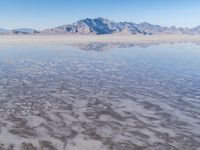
[0,43,200,150]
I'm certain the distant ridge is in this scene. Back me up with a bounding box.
[0,28,9,33]
[1,17,200,35]
[13,28,39,34]
[0,28,39,35]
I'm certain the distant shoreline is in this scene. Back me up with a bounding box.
[0,35,200,45]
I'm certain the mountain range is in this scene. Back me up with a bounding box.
[1,17,200,35]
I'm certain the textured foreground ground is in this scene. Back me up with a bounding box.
[0,43,200,150]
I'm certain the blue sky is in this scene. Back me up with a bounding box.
[0,0,200,30]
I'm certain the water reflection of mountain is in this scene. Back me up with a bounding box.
[72,42,182,51]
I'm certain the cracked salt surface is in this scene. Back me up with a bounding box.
[0,43,200,150]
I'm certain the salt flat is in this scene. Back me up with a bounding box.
[0,35,200,45]
[0,42,200,150]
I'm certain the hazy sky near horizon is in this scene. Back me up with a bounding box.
[0,0,200,30]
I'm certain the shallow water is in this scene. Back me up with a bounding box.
[0,43,200,150]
